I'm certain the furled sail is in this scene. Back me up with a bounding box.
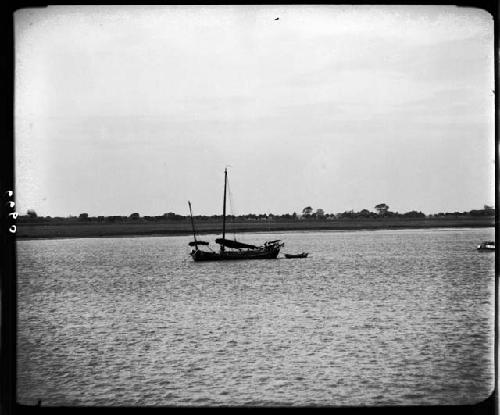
[215,238,258,249]
[188,241,209,246]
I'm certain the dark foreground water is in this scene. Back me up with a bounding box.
[17,228,495,406]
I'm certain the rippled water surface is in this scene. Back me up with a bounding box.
[17,228,495,406]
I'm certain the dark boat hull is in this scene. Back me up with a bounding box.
[191,247,280,261]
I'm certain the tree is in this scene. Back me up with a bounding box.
[27,209,37,218]
[358,209,372,218]
[484,205,495,215]
[129,213,140,219]
[339,210,355,219]
[315,208,325,218]
[302,206,313,216]
[79,213,89,220]
[374,203,389,216]
[403,210,425,218]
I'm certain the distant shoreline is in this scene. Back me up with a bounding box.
[16,217,495,241]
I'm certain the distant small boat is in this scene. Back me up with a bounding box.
[284,252,309,259]
[477,241,495,251]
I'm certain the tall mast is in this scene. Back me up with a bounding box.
[221,167,227,253]
[187,201,197,247]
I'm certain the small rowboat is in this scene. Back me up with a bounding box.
[477,241,495,251]
[284,252,308,259]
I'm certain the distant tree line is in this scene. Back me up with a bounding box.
[18,211,190,224]
[18,204,495,224]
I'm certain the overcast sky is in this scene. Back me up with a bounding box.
[15,5,494,217]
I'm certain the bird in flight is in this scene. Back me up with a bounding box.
[274,17,279,20]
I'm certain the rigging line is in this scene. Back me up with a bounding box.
[188,201,200,244]
[226,177,237,240]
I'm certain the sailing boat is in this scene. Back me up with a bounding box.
[188,168,284,261]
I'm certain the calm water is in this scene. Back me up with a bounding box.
[17,228,495,406]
